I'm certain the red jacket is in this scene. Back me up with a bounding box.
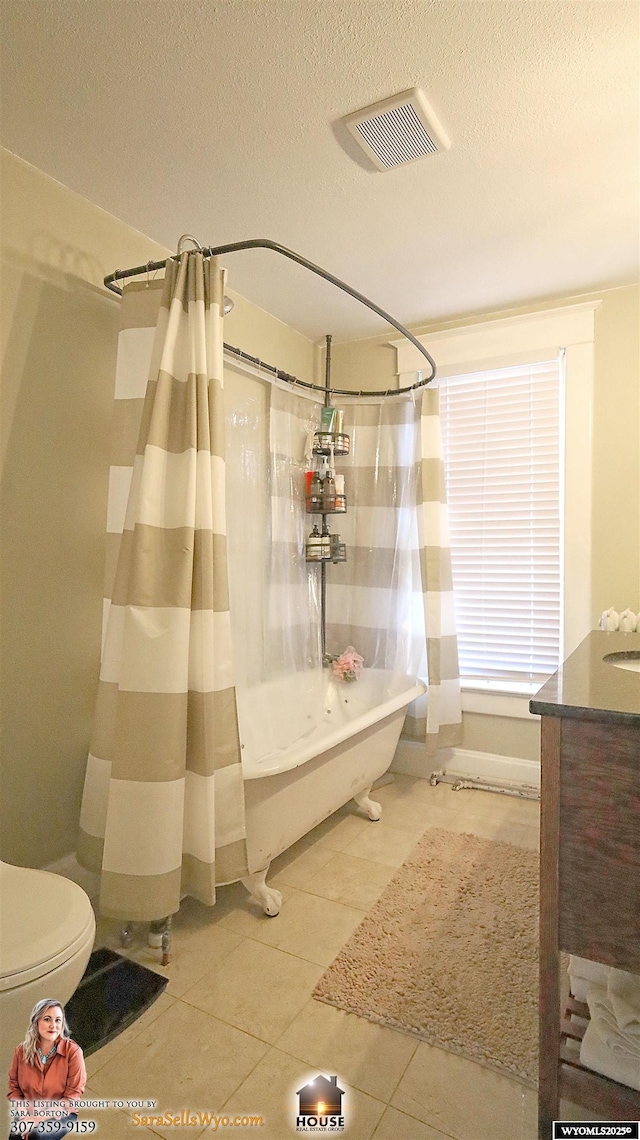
[7,1037,86,1103]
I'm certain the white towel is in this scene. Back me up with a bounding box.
[586,983,640,1054]
[569,955,610,984]
[580,1016,640,1091]
[618,608,637,632]
[568,955,609,1001]
[599,608,619,631]
[569,976,592,1003]
[608,967,640,1037]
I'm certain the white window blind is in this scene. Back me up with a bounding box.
[440,359,562,683]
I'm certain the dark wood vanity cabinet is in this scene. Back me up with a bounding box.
[531,631,640,1138]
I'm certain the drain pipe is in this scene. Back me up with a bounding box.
[429,769,540,800]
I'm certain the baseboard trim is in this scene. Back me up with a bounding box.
[391,740,540,792]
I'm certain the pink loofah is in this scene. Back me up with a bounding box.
[332,646,364,682]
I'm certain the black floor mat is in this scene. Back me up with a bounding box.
[64,947,168,1056]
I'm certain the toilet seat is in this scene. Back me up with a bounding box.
[0,862,95,992]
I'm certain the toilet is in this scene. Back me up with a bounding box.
[0,861,95,1082]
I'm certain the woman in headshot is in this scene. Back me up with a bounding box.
[7,998,86,1138]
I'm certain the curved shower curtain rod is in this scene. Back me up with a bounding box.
[104,236,436,396]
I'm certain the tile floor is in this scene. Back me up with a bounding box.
[80,775,589,1139]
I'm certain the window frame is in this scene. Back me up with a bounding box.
[393,301,599,716]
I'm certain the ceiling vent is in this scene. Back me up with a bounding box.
[343,87,450,171]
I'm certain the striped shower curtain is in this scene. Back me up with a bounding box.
[414,385,462,752]
[325,392,461,755]
[77,253,248,922]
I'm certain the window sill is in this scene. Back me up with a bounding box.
[461,680,542,720]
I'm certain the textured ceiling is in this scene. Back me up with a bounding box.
[2,0,639,341]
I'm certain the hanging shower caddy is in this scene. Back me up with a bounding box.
[305,338,349,566]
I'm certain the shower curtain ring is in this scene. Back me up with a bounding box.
[176,234,204,256]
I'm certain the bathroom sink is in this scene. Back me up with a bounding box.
[603,651,640,673]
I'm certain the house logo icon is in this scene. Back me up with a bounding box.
[295,1074,345,1132]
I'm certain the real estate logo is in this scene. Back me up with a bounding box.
[295,1074,345,1133]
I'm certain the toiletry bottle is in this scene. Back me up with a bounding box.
[309,470,322,512]
[323,468,336,511]
[334,473,345,511]
[330,534,346,562]
[320,522,331,560]
[306,524,323,562]
[321,406,336,433]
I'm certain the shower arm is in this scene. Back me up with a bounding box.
[104,237,436,395]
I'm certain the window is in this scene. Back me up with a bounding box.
[393,301,598,710]
[439,359,561,684]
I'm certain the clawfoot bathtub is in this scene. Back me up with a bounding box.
[236,668,426,916]
[145,669,425,955]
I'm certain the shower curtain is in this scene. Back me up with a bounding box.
[265,384,323,679]
[226,374,326,763]
[415,385,462,751]
[325,389,461,754]
[77,253,248,922]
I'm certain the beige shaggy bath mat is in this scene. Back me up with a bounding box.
[313,828,538,1085]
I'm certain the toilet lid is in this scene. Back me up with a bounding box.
[0,863,95,990]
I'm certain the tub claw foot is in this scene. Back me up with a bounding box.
[120,925,134,949]
[148,916,172,958]
[241,869,282,917]
[353,789,382,821]
[161,916,172,966]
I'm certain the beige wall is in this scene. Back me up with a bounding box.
[0,150,315,868]
[590,285,640,615]
[224,292,320,385]
[330,285,640,760]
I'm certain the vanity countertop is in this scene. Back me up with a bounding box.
[530,630,640,724]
